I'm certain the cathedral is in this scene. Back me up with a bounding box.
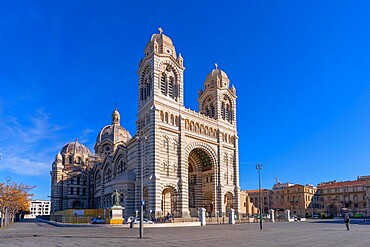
[50,29,240,219]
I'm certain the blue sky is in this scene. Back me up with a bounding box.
[0,1,369,199]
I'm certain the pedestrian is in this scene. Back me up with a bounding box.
[344,213,350,231]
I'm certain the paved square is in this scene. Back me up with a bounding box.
[0,220,369,247]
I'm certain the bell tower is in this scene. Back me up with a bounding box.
[137,28,185,116]
[198,64,237,126]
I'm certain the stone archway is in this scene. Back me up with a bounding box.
[224,192,233,216]
[204,191,214,214]
[327,204,338,217]
[187,146,216,217]
[161,186,178,217]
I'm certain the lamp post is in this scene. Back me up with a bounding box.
[256,163,263,230]
[137,130,147,239]
[5,177,11,226]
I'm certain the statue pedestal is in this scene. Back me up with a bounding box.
[108,206,124,225]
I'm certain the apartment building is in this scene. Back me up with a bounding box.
[26,200,51,218]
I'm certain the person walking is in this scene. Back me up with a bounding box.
[344,213,350,231]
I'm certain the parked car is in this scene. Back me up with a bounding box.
[123,216,136,224]
[90,217,105,224]
[134,218,154,224]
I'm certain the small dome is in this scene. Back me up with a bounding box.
[144,28,177,59]
[150,32,173,46]
[95,108,132,147]
[61,139,91,157]
[56,152,62,161]
[112,108,120,126]
[204,64,230,89]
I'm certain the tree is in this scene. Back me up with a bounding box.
[0,182,34,227]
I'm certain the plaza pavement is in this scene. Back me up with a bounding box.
[0,219,369,247]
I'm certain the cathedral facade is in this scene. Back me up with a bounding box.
[50,29,240,219]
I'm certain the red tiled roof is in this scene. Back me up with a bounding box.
[318,180,366,189]
[242,189,269,194]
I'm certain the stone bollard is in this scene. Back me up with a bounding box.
[269,209,275,222]
[285,209,291,222]
[199,208,206,226]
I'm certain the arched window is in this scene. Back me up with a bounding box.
[160,65,178,101]
[221,95,233,123]
[221,102,225,119]
[104,167,112,183]
[210,103,215,118]
[140,67,153,102]
[169,77,174,98]
[161,73,167,95]
[95,173,102,187]
[205,106,210,116]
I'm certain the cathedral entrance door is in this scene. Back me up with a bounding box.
[224,192,233,216]
[188,148,215,217]
[161,187,177,217]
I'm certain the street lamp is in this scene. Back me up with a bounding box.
[256,163,263,230]
[137,130,147,239]
[5,176,11,226]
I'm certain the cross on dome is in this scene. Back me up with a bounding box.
[158,27,163,34]
[215,63,218,69]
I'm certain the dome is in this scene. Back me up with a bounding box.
[150,32,173,46]
[96,125,132,144]
[144,28,177,59]
[95,108,132,145]
[206,67,229,81]
[204,64,230,89]
[61,139,91,157]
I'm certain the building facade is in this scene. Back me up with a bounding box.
[51,29,240,219]
[26,200,51,218]
[241,177,370,218]
[240,191,259,217]
[317,177,368,217]
[243,183,318,218]
[243,189,271,215]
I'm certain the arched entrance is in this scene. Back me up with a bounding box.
[327,204,338,217]
[224,192,233,216]
[204,191,214,215]
[161,186,177,217]
[188,147,215,217]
